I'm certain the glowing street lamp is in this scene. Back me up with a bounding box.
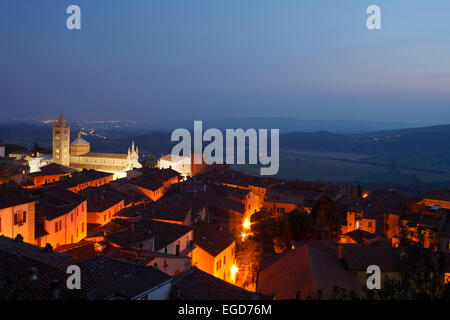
[230,264,239,281]
[243,217,251,230]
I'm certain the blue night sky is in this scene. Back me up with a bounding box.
[0,0,449,123]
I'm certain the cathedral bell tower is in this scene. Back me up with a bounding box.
[52,113,70,166]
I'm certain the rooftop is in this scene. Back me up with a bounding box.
[172,268,268,300]
[194,222,235,257]
[0,186,34,209]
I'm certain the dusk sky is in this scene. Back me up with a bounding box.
[1,0,449,123]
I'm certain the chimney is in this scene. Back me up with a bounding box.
[51,279,60,300]
[338,245,344,260]
[15,234,23,243]
[30,267,38,281]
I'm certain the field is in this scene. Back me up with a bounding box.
[235,149,450,184]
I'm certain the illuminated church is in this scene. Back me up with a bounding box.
[52,113,141,178]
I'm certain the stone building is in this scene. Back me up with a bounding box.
[52,113,142,178]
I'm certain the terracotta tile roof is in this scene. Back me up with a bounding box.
[81,188,124,212]
[0,186,34,209]
[0,236,76,270]
[56,169,113,189]
[130,176,163,191]
[106,219,192,252]
[115,203,149,218]
[77,256,171,298]
[140,167,180,182]
[144,193,191,223]
[140,219,192,251]
[258,242,362,299]
[172,268,268,300]
[342,245,401,271]
[194,223,235,257]
[56,241,100,261]
[87,268,171,300]
[29,163,74,177]
[33,186,85,220]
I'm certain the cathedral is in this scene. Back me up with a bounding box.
[52,113,142,178]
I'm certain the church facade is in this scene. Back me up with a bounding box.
[52,114,141,178]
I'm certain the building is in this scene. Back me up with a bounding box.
[339,244,403,289]
[157,154,192,178]
[52,113,142,179]
[192,222,236,283]
[33,186,88,248]
[0,144,5,158]
[0,186,36,244]
[0,237,172,300]
[419,190,450,209]
[81,188,125,226]
[56,169,114,193]
[171,268,269,300]
[28,163,75,188]
[257,241,363,299]
[157,152,208,179]
[106,219,193,257]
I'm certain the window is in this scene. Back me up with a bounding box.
[368,221,373,228]
[14,211,26,225]
[231,246,235,257]
[71,212,73,222]
[216,259,222,271]
[55,222,59,233]
[81,223,84,233]
[0,216,2,232]
[223,255,226,265]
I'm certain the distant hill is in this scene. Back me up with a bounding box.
[0,124,51,148]
[281,124,450,156]
[144,117,424,134]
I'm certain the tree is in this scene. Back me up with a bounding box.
[142,155,157,168]
[31,142,41,154]
[310,197,341,241]
[235,238,262,291]
[362,226,449,300]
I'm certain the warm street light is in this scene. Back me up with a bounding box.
[243,217,251,230]
[230,264,239,281]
